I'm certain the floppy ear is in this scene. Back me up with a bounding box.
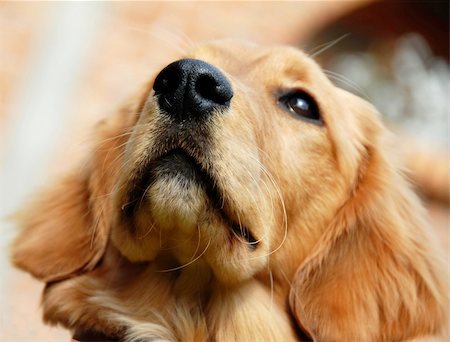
[11,168,110,282]
[10,104,135,282]
[289,94,448,341]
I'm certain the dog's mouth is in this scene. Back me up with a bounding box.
[121,148,258,248]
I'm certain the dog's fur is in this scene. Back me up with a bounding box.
[12,40,448,341]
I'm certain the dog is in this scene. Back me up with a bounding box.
[12,40,448,341]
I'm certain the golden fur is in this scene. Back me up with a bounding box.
[12,40,448,341]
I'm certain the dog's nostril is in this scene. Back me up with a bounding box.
[196,74,233,105]
[153,67,181,95]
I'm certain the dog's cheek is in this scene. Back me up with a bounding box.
[110,221,162,262]
[204,222,270,285]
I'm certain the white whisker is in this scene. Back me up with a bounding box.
[324,69,370,100]
[156,238,211,273]
[308,33,350,58]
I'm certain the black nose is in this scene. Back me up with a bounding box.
[153,58,233,120]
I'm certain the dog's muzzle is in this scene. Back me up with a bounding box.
[153,58,233,121]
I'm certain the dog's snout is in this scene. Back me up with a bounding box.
[153,58,233,120]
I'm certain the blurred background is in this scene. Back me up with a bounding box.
[1,1,448,340]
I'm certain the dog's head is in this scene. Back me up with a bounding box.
[109,40,372,284]
[12,40,446,340]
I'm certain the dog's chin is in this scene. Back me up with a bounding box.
[145,151,209,233]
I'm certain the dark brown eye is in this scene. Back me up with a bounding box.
[280,92,321,123]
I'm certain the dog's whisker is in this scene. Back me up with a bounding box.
[224,146,284,248]
[279,268,300,304]
[163,96,173,109]
[89,200,105,250]
[323,69,371,101]
[91,148,129,197]
[121,25,191,55]
[240,167,274,246]
[95,138,132,153]
[93,120,164,149]
[244,153,288,260]
[137,181,153,212]
[224,147,286,254]
[252,167,277,243]
[225,155,273,247]
[93,117,165,147]
[93,129,135,148]
[137,222,156,240]
[268,266,274,314]
[150,26,193,53]
[308,33,351,58]
[156,237,211,273]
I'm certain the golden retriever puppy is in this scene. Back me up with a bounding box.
[12,40,448,341]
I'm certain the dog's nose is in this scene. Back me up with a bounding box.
[153,58,233,120]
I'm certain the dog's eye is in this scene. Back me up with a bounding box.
[280,92,321,123]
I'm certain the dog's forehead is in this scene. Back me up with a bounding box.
[187,40,321,83]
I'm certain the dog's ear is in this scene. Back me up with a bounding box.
[11,169,110,282]
[289,92,447,341]
[10,106,134,282]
